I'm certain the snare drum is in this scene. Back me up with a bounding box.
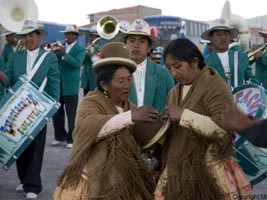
[232,83,267,119]
[234,136,267,185]
[0,76,60,170]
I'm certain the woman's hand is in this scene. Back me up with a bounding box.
[165,105,184,122]
[131,106,159,122]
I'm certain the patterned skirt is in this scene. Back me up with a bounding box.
[54,177,89,200]
[54,176,144,200]
[208,157,253,200]
[154,157,253,200]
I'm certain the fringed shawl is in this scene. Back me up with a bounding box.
[161,67,235,200]
[57,89,156,200]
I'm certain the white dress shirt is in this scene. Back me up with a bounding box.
[65,41,76,54]
[133,59,147,107]
[217,51,230,79]
[26,48,40,75]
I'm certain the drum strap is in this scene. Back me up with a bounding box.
[27,52,49,92]
[234,51,238,87]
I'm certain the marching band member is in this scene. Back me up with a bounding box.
[250,29,267,90]
[0,56,4,100]
[220,19,267,150]
[114,18,175,171]
[201,18,266,188]
[81,25,101,96]
[0,19,60,200]
[115,18,174,113]
[51,24,86,149]
[0,31,23,101]
[1,31,24,67]
[201,18,258,88]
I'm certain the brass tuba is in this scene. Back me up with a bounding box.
[0,0,39,33]
[221,0,250,52]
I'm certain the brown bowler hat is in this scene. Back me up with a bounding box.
[93,42,136,73]
[131,115,170,149]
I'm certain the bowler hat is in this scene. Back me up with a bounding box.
[131,115,170,149]
[93,42,136,73]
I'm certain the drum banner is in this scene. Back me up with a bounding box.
[232,83,267,119]
[0,76,60,170]
[235,136,267,185]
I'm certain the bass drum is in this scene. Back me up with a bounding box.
[0,76,60,170]
[232,83,267,119]
[232,83,267,185]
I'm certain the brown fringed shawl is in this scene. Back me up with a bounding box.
[161,67,235,200]
[57,89,156,200]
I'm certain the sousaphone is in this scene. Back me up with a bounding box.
[0,0,39,33]
[221,0,250,52]
[96,15,120,40]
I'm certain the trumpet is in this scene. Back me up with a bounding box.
[247,43,267,64]
[51,39,66,51]
[85,37,101,52]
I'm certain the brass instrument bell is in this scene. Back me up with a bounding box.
[86,15,121,53]
[96,15,120,40]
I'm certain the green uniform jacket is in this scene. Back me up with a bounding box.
[1,43,14,67]
[56,42,86,96]
[254,52,267,89]
[205,49,258,87]
[0,56,5,100]
[81,43,102,91]
[129,59,175,112]
[5,49,60,102]
[81,55,96,91]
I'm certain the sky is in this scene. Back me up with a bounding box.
[33,0,267,26]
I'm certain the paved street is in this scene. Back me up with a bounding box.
[0,120,70,200]
[0,118,267,199]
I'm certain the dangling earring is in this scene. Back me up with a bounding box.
[103,90,108,98]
